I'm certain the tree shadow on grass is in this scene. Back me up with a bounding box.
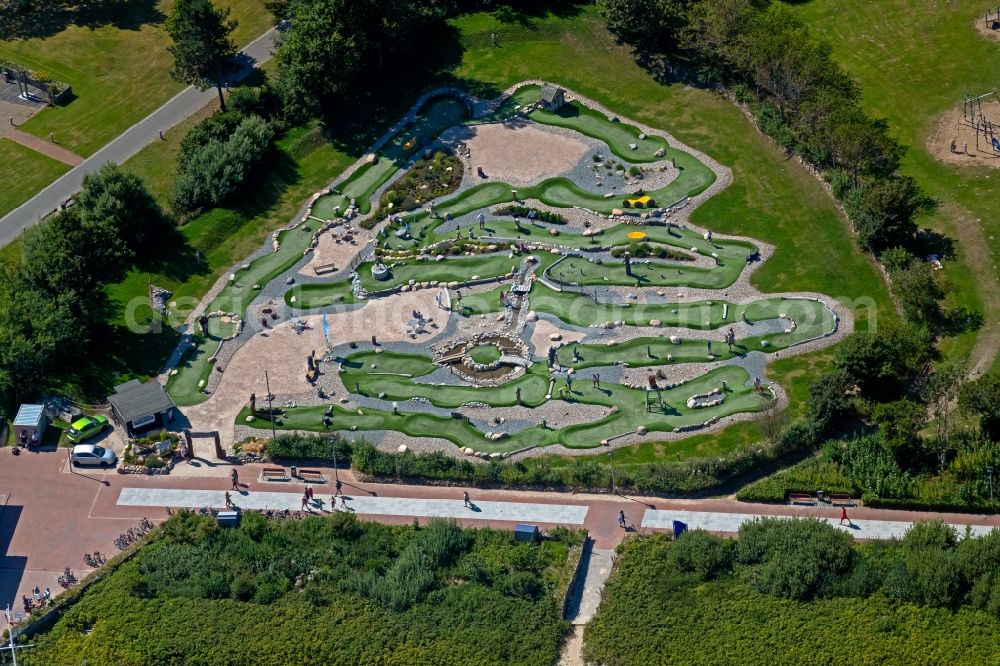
[0,0,165,41]
[318,21,503,159]
[493,0,588,29]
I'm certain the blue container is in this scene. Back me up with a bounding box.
[514,524,540,543]
[217,511,240,528]
[672,520,688,540]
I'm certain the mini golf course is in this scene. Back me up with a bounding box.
[165,82,846,458]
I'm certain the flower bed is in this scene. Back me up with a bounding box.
[119,431,180,475]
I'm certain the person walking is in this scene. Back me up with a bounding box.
[231,468,240,490]
[340,494,348,510]
[618,510,627,529]
[224,491,233,509]
[335,478,343,497]
[464,491,471,508]
[839,506,850,525]
[301,493,309,511]
[593,373,600,389]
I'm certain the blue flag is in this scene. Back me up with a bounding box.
[322,313,330,345]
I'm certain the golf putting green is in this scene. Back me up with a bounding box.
[174,82,845,458]
[247,354,769,453]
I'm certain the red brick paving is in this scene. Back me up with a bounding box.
[4,453,1000,629]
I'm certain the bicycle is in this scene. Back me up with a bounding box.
[83,551,106,567]
[57,567,77,588]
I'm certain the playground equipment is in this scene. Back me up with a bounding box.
[987,6,1000,30]
[961,92,1000,153]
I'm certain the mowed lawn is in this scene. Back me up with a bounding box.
[792,0,1000,371]
[0,0,271,158]
[452,9,893,322]
[0,139,70,217]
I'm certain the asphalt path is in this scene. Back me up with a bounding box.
[0,28,277,248]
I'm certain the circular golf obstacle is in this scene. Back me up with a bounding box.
[437,334,528,382]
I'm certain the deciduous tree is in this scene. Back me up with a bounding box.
[166,0,239,111]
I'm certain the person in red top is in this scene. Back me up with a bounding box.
[840,507,850,525]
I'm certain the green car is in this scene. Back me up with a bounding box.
[66,415,110,443]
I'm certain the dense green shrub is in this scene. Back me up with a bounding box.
[736,457,856,502]
[172,114,275,213]
[266,432,353,464]
[25,513,582,665]
[350,430,818,495]
[379,151,462,211]
[584,522,1000,665]
[492,205,566,224]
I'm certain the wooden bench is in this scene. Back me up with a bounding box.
[828,494,856,507]
[788,493,817,506]
[297,469,328,484]
[261,467,290,482]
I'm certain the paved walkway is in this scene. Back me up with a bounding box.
[564,543,614,625]
[4,452,1000,635]
[4,129,84,166]
[118,487,590,524]
[641,508,997,539]
[0,28,276,247]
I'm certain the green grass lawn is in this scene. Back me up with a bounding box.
[118,120,356,403]
[468,343,503,364]
[0,139,70,218]
[450,8,893,324]
[791,0,999,370]
[0,0,272,158]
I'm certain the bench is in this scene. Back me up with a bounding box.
[297,469,328,484]
[313,262,338,276]
[261,467,290,482]
[828,494,856,507]
[788,493,817,506]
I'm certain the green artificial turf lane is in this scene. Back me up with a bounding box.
[529,286,830,331]
[310,97,469,219]
[251,361,767,452]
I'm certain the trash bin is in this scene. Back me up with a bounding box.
[514,524,540,543]
[290,465,298,478]
[217,511,240,528]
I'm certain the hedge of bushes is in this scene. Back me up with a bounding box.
[740,430,1000,514]
[584,520,1000,665]
[22,512,584,665]
[492,205,566,224]
[350,420,822,495]
[736,458,857,503]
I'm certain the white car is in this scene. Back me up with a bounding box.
[70,444,117,468]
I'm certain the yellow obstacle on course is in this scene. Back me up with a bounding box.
[623,194,654,208]
[627,231,647,240]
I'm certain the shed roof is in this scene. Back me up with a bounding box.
[108,380,174,423]
[12,404,45,427]
[540,83,564,103]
